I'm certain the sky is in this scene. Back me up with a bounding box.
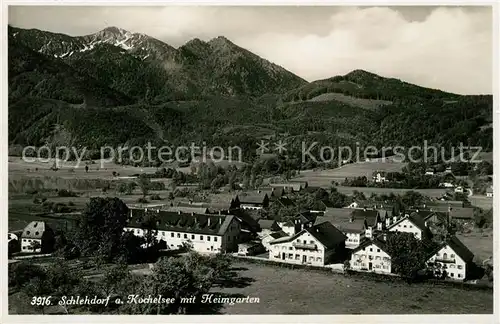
[8,6,493,94]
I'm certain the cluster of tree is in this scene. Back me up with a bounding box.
[9,251,236,315]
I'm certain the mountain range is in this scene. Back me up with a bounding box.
[8,25,493,161]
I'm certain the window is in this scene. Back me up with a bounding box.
[458,274,461,278]
[457,265,463,269]
[289,247,293,250]
[288,253,293,258]
[403,225,407,228]
[310,240,314,245]
[309,256,314,261]
[22,246,26,250]
[409,225,413,228]
[375,256,381,260]
[295,254,300,260]
[450,273,454,277]
[184,234,187,239]
[192,235,195,239]
[177,233,180,238]
[362,247,365,251]
[214,237,218,242]
[443,253,448,259]
[377,249,380,252]
[450,264,455,269]
[450,254,455,258]
[162,231,165,236]
[370,248,373,252]
[316,257,322,262]
[171,233,174,237]
[207,236,211,241]
[200,235,204,240]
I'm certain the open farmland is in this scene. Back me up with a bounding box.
[295,160,406,187]
[212,261,492,314]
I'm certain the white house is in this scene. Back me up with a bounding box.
[125,209,241,254]
[425,168,435,175]
[268,222,346,266]
[426,236,474,280]
[261,231,288,250]
[439,182,455,188]
[373,172,387,183]
[387,213,431,241]
[350,237,392,274]
[486,187,493,198]
[454,186,465,193]
[20,221,54,253]
[238,192,269,210]
[8,233,18,243]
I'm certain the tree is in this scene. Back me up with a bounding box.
[137,174,151,199]
[385,232,431,280]
[74,197,129,262]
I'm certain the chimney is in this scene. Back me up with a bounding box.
[208,218,211,226]
[424,220,428,227]
[416,209,419,213]
[257,190,261,194]
[157,209,160,213]
[363,208,367,212]
[191,212,195,216]
[145,208,148,212]
[219,217,222,224]
[178,211,182,214]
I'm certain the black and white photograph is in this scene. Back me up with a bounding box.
[3,2,497,319]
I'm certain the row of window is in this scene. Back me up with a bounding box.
[132,228,220,242]
[167,243,220,252]
[357,255,389,261]
[347,238,359,242]
[285,254,322,262]
[397,224,413,228]
[279,245,322,253]
[362,247,381,253]
[352,262,389,270]
[436,252,455,259]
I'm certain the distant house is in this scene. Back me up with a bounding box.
[350,236,392,274]
[238,192,269,210]
[316,208,384,248]
[260,187,285,199]
[261,230,288,250]
[454,186,465,193]
[258,219,281,234]
[166,206,210,215]
[425,168,435,176]
[486,187,493,198]
[21,221,55,253]
[439,182,455,188]
[448,207,475,221]
[8,233,18,243]
[373,171,387,183]
[237,242,265,256]
[445,166,453,173]
[387,213,432,241]
[269,182,307,193]
[268,222,346,266]
[426,236,474,280]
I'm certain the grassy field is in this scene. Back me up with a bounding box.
[456,229,494,264]
[213,261,493,314]
[296,160,406,187]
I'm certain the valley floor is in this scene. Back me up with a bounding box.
[213,261,493,314]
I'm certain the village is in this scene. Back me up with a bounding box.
[8,162,492,285]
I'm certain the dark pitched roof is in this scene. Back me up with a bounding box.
[127,209,235,236]
[166,206,210,214]
[270,222,345,249]
[351,209,379,227]
[258,219,280,231]
[22,221,51,239]
[305,222,346,249]
[276,197,296,207]
[269,230,288,239]
[231,209,261,232]
[238,192,268,205]
[351,236,392,256]
[318,208,369,233]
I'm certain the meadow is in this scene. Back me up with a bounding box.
[213,261,493,314]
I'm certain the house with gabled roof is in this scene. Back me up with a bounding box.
[20,221,55,253]
[350,236,393,274]
[387,212,432,241]
[486,187,493,198]
[268,222,346,266]
[426,236,474,280]
[238,192,269,210]
[125,208,241,253]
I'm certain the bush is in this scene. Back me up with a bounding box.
[25,189,38,195]
[150,194,162,200]
[57,189,78,197]
[137,198,149,203]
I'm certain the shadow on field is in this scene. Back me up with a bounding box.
[216,267,255,289]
